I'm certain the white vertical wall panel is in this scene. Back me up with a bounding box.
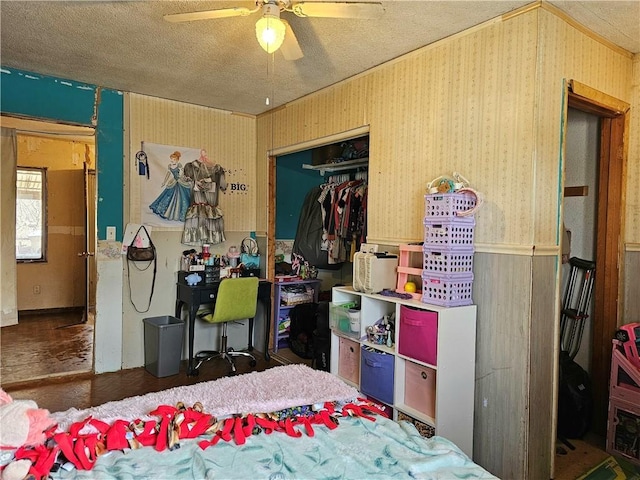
[94,247,123,373]
[128,94,257,231]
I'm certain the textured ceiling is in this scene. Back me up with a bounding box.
[1,1,639,116]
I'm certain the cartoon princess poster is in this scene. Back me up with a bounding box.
[148,150,191,222]
[140,143,227,245]
[140,143,201,228]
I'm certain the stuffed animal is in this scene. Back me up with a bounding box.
[185,272,202,286]
[0,389,55,480]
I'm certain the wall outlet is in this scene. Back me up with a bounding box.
[106,226,116,241]
[33,285,41,295]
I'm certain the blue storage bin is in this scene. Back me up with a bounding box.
[360,346,394,405]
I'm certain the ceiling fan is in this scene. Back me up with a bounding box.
[164,1,385,60]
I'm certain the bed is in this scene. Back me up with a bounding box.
[4,365,497,479]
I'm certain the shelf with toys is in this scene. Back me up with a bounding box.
[329,173,482,458]
[329,285,476,458]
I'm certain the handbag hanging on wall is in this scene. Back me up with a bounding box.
[126,225,157,313]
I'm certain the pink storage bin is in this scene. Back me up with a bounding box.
[422,272,474,307]
[404,360,437,419]
[338,337,360,385]
[424,192,477,219]
[398,305,438,365]
[423,218,475,250]
[423,247,474,275]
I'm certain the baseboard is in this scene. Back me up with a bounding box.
[18,306,84,316]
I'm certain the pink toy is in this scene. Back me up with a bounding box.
[0,389,54,448]
[0,389,55,480]
[616,323,640,370]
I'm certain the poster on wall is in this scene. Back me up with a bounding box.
[139,142,228,245]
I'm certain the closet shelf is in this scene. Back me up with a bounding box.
[302,158,368,175]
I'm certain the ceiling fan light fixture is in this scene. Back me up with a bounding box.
[255,4,286,54]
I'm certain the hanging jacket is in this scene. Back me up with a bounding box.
[293,186,341,270]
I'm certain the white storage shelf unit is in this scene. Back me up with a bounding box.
[330,285,476,457]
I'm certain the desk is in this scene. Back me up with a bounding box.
[175,279,272,376]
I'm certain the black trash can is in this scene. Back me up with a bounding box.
[143,315,185,377]
[311,302,330,371]
[312,329,331,371]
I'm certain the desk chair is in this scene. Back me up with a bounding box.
[194,277,259,373]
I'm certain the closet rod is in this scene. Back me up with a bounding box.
[302,157,368,175]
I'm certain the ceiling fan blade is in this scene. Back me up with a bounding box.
[281,20,304,61]
[164,7,254,23]
[292,2,384,19]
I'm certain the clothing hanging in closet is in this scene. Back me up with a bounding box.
[293,176,367,269]
[292,186,330,269]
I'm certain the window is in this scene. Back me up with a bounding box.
[16,167,47,261]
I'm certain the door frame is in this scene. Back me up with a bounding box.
[266,126,370,352]
[565,80,629,434]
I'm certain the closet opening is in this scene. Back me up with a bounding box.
[267,128,370,359]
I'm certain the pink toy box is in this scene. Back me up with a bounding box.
[607,338,640,466]
[616,323,640,370]
[607,398,640,466]
[609,339,640,406]
[404,360,437,419]
[398,305,438,365]
[338,337,360,385]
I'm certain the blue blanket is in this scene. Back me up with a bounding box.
[52,414,497,479]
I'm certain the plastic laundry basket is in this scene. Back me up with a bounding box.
[143,315,185,377]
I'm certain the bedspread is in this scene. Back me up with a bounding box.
[52,414,497,479]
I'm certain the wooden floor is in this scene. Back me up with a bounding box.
[1,309,94,385]
[270,347,313,368]
[4,350,281,414]
[554,433,610,479]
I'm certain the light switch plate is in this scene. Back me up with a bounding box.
[106,226,116,240]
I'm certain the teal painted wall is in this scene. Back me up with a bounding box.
[275,150,324,239]
[1,67,124,240]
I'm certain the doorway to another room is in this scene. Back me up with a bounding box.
[564,83,627,437]
[0,117,97,386]
[554,82,628,476]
